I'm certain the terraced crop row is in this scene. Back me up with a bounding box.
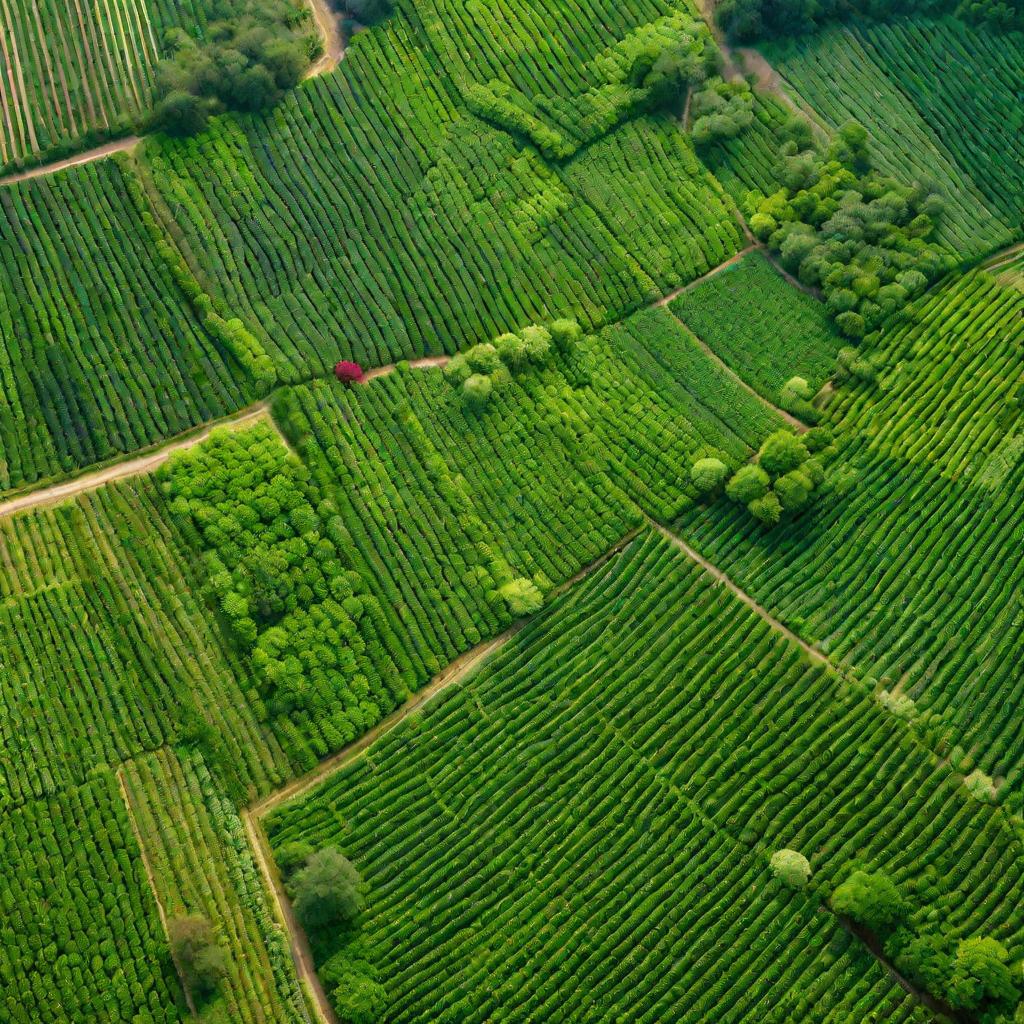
[122,749,306,1024]
[670,250,842,399]
[270,532,1024,1022]
[768,15,1023,258]
[0,475,290,812]
[0,158,256,495]
[0,770,179,1023]
[142,14,741,382]
[677,269,1024,810]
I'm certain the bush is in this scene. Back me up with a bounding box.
[151,90,211,136]
[830,870,905,933]
[494,332,529,369]
[499,578,544,616]
[726,464,770,504]
[335,360,364,383]
[550,318,583,352]
[769,849,811,888]
[520,325,553,364]
[466,343,502,374]
[289,848,365,933]
[331,967,388,1023]
[774,469,814,512]
[690,457,728,494]
[276,840,315,879]
[963,769,998,803]
[947,936,1019,1013]
[463,374,494,409]
[758,430,809,476]
[749,491,782,526]
[169,916,226,998]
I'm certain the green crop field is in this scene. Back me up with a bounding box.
[1,0,1023,1020]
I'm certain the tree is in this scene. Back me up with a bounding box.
[169,916,226,999]
[886,929,954,996]
[151,90,210,136]
[276,840,315,879]
[335,360,364,383]
[749,491,782,526]
[830,870,906,933]
[550,318,583,352]
[727,464,770,504]
[690,457,728,494]
[499,577,544,616]
[758,430,810,476]
[289,848,365,932]
[774,468,814,512]
[769,849,811,889]
[463,373,493,409]
[946,937,1019,1013]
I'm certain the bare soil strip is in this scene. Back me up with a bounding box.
[0,132,140,184]
[305,0,344,79]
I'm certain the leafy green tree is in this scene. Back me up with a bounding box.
[151,90,210,136]
[690,457,728,494]
[463,374,493,409]
[748,491,782,526]
[774,469,814,512]
[499,578,544,616]
[886,929,954,996]
[830,870,906,933]
[169,916,226,998]
[758,430,809,477]
[769,849,812,888]
[726,464,770,504]
[550,318,583,352]
[947,937,1019,1013]
[289,848,365,932]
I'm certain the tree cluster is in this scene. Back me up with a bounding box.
[690,79,755,146]
[724,426,834,526]
[831,869,1021,1020]
[444,320,582,409]
[745,120,954,341]
[717,0,1018,42]
[151,0,319,137]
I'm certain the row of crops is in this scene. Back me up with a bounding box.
[122,748,306,1024]
[0,0,212,168]
[0,770,180,1023]
[670,250,843,399]
[768,15,1024,258]
[269,531,1024,1021]
[271,305,779,675]
[0,158,258,494]
[0,474,292,813]
[677,269,1024,810]
[140,12,742,383]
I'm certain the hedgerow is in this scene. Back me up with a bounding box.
[269,532,1024,1021]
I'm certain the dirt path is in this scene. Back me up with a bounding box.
[117,768,199,1018]
[304,0,344,79]
[0,133,139,184]
[361,354,449,383]
[655,244,758,308]
[0,402,270,517]
[649,518,828,666]
[982,240,1024,273]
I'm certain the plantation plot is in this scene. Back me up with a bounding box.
[0,771,179,1023]
[670,250,842,399]
[677,270,1024,810]
[269,532,1024,1022]
[0,158,258,495]
[0,476,290,812]
[273,306,778,674]
[122,749,306,1024]
[767,16,1023,258]
[142,14,742,383]
[0,0,213,167]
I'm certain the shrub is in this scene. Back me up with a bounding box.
[550,318,583,352]
[151,90,211,136]
[169,915,226,998]
[494,332,529,369]
[521,325,553,364]
[289,848,365,933]
[690,457,729,494]
[830,870,905,933]
[331,967,388,1023]
[499,578,544,616]
[758,430,809,476]
[726,464,770,504]
[769,849,811,888]
[947,937,1019,1013]
[463,374,494,409]
[443,352,472,385]
[963,769,998,803]
[774,469,814,512]
[886,930,954,996]
[466,343,502,374]
[803,426,833,453]
[276,840,316,879]
[749,491,782,526]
